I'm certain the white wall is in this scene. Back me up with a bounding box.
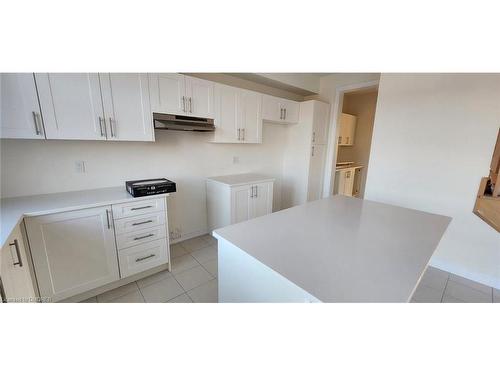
[0,125,288,241]
[365,73,500,288]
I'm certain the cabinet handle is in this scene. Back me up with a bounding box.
[255,185,258,198]
[182,96,186,112]
[311,146,315,157]
[250,186,254,198]
[106,209,112,229]
[132,219,154,226]
[242,128,245,141]
[9,239,23,267]
[32,111,42,135]
[189,97,192,113]
[0,277,6,303]
[136,254,156,262]
[338,136,342,144]
[99,117,106,137]
[237,128,241,141]
[134,234,154,241]
[109,118,116,138]
[284,108,287,120]
[131,205,153,211]
[312,131,315,143]
[280,108,283,120]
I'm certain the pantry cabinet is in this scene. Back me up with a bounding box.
[0,224,37,302]
[307,144,327,201]
[338,113,356,146]
[206,174,274,231]
[0,73,46,139]
[25,206,120,302]
[213,83,262,143]
[149,73,214,118]
[262,94,300,124]
[100,73,154,141]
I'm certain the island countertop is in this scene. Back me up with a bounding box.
[1,187,170,248]
[214,195,451,302]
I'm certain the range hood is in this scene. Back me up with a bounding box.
[153,113,215,132]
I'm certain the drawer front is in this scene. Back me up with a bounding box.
[118,239,169,278]
[114,211,166,234]
[112,197,166,219]
[116,225,167,250]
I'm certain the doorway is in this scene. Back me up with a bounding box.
[325,82,379,199]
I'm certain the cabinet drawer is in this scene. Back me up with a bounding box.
[114,211,166,234]
[112,197,165,219]
[116,225,167,250]
[118,239,169,278]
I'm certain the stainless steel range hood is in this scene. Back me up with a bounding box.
[153,113,215,132]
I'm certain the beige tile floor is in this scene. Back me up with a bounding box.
[83,234,499,303]
[82,234,218,303]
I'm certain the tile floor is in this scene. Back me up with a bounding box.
[82,234,218,303]
[411,266,499,303]
[82,234,499,303]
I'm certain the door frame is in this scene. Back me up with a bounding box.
[322,79,380,198]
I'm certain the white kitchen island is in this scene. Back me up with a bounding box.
[213,195,451,303]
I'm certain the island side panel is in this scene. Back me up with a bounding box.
[216,236,321,303]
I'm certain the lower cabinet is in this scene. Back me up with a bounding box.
[0,224,37,302]
[118,239,168,278]
[25,206,120,302]
[207,175,274,231]
[334,167,363,197]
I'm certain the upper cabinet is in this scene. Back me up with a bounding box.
[262,95,300,124]
[149,73,214,118]
[0,73,46,139]
[100,73,153,142]
[338,113,356,146]
[311,101,329,145]
[35,73,154,142]
[213,83,262,144]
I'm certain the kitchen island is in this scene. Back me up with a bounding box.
[213,195,451,302]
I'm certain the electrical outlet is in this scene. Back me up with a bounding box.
[233,156,240,164]
[75,161,86,173]
[170,227,182,240]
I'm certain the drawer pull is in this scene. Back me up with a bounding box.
[136,254,156,262]
[132,219,154,226]
[130,205,153,211]
[9,239,23,267]
[133,233,154,241]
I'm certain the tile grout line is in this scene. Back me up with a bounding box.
[136,281,146,302]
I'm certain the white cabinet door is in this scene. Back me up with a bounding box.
[0,225,37,302]
[149,73,186,115]
[0,73,46,139]
[240,89,262,143]
[337,168,355,196]
[262,95,282,122]
[307,144,326,201]
[231,185,252,224]
[35,73,105,140]
[185,76,214,118]
[250,182,273,219]
[281,99,300,124]
[100,73,153,142]
[312,101,329,145]
[339,113,356,146]
[214,83,240,142]
[25,206,119,302]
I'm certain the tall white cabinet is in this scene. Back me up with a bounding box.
[282,100,330,208]
[0,73,46,139]
[206,174,274,231]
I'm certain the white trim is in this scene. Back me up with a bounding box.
[322,80,380,198]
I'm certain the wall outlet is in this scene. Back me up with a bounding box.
[170,227,182,240]
[75,161,86,173]
[233,156,240,164]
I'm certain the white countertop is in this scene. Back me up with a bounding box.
[214,195,451,302]
[0,187,169,248]
[207,173,275,187]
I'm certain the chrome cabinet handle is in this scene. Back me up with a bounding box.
[132,219,154,226]
[312,131,316,143]
[106,209,112,229]
[134,233,154,241]
[9,239,22,267]
[0,277,6,303]
[311,146,315,157]
[280,108,283,120]
[284,108,287,120]
[242,128,245,141]
[136,254,155,262]
[182,96,186,112]
[99,117,106,137]
[237,128,240,141]
[109,117,116,138]
[32,111,42,135]
[338,136,342,144]
[254,185,258,198]
[131,205,153,211]
[189,97,192,113]
[250,186,254,198]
